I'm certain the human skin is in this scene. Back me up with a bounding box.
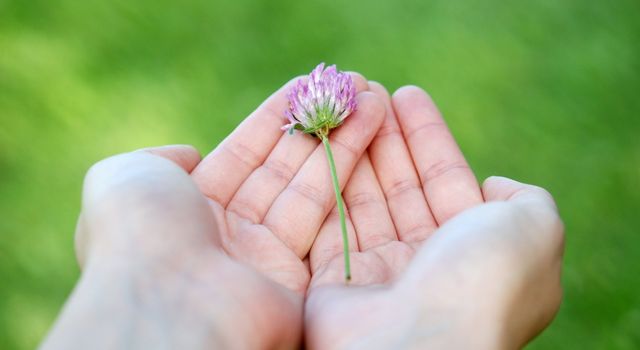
[41,74,385,349]
[305,84,565,349]
[40,78,564,349]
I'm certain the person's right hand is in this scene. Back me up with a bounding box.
[190,73,384,294]
[305,85,565,349]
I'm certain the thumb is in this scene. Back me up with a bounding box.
[136,144,201,173]
[75,147,219,268]
[482,176,559,214]
[481,175,564,263]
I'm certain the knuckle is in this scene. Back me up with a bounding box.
[227,199,262,224]
[262,158,295,184]
[401,223,433,242]
[420,159,470,184]
[406,121,446,142]
[290,182,330,212]
[375,121,402,138]
[346,191,379,209]
[224,141,261,169]
[385,178,421,200]
[332,136,359,160]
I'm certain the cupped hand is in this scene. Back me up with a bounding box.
[49,72,385,349]
[189,74,384,294]
[49,146,301,349]
[305,85,565,349]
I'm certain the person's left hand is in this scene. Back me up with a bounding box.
[43,73,386,349]
[43,146,303,349]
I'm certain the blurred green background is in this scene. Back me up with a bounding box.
[1,0,639,348]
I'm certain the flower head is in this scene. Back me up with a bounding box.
[282,63,357,137]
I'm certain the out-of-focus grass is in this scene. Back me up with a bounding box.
[1,0,639,348]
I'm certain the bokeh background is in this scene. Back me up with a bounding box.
[1,0,639,348]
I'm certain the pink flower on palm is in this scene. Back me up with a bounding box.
[282,63,357,137]
[281,63,358,281]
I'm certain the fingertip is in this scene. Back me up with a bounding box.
[368,83,393,115]
[345,71,370,92]
[483,176,564,256]
[83,152,180,201]
[367,82,405,140]
[482,176,558,213]
[482,176,524,201]
[391,85,441,128]
[392,85,435,109]
[138,144,202,173]
[392,84,429,98]
[286,74,306,86]
[358,90,385,113]
[368,81,390,98]
[482,175,512,192]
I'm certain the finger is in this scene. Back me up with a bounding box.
[190,76,302,206]
[343,153,397,250]
[392,86,483,225]
[78,152,221,266]
[263,91,385,257]
[227,73,369,223]
[309,206,359,274]
[482,176,559,213]
[344,71,370,92]
[400,176,564,297]
[368,82,438,242]
[137,144,201,173]
[482,176,565,264]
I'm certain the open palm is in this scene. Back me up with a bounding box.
[54,73,385,349]
[49,72,561,349]
[190,74,385,294]
[305,84,564,349]
[304,83,487,347]
[309,84,484,286]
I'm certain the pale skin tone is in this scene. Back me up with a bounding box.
[41,76,564,350]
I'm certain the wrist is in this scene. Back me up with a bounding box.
[42,256,230,349]
[43,254,303,349]
[392,285,509,349]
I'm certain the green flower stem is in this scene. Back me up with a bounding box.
[321,135,351,282]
